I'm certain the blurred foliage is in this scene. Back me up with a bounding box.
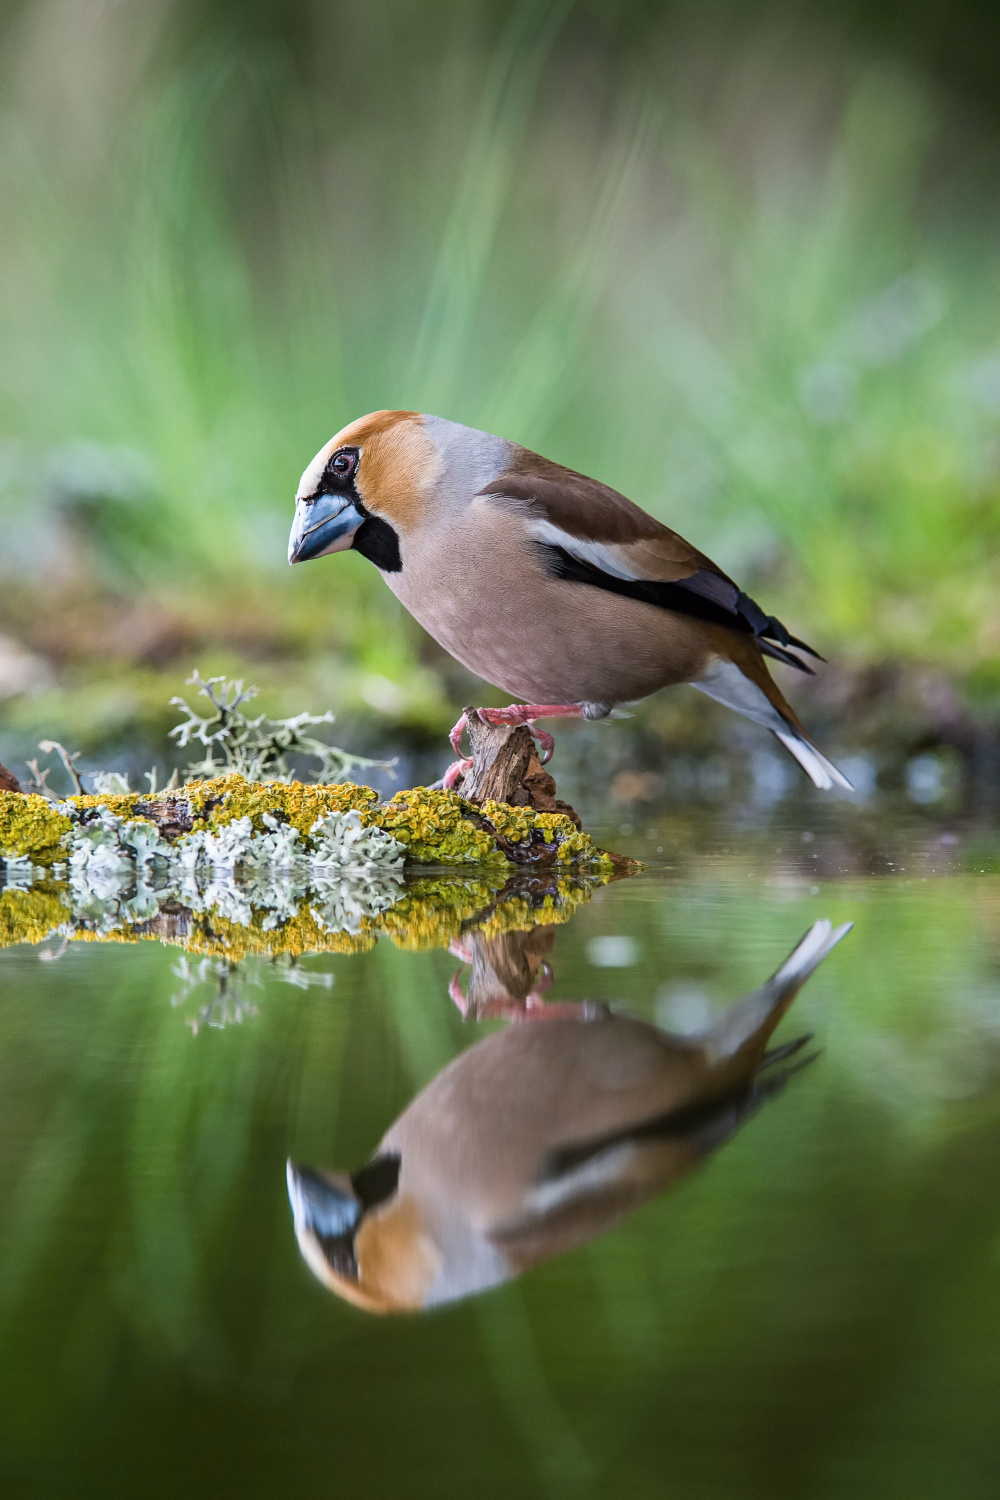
[2,0,1000,761]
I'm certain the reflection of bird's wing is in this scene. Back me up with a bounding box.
[489,1098,748,1268]
[383,1015,709,1239]
[489,1053,801,1265]
[479,448,820,670]
[485,920,852,1262]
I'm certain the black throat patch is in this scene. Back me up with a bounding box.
[352,516,402,572]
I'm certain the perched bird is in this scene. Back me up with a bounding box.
[287,918,851,1313]
[288,411,850,789]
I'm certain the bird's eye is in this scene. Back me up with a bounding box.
[330,450,357,479]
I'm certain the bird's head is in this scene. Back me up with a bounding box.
[286,1154,439,1315]
[287,409,438,572]
[288,410,511,570]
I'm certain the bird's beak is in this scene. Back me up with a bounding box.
[286,1160,361,1237]
[288,493,365,565]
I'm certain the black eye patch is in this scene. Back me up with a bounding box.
[318,447,360,493]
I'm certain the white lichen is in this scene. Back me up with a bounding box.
[33,795,408,939]
[2,853,44,890]
[169,671,395,785]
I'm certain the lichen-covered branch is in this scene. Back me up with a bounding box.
[0,772,614,956]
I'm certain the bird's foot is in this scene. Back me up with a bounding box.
[448,711,470,755]
[442,710,475,790]
[448,702,588,766]
[448,970,471,1017]
[449,960,596,1022]
[523,962,554,1003]
[442,756,474,790]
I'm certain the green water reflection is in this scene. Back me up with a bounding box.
[2,808,1000,1498]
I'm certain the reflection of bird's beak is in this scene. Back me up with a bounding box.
[286,1160,361,1237]
[288,494,364,564]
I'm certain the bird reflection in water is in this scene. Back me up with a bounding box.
[287,920,851,1313]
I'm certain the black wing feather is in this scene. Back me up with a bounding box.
[540,545,822,669]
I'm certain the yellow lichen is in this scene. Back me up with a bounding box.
[0,867,612,957]
[69,906,377,959]
[0,770,616,960]
[476,877,608,937]
[477,799,611,866]
[0,792,72,864]
[189,775,379,835]
[73,929,143,948]
[378,787,507,865]
[379,870,614,951]
[380,874,509,950]
[0,886,69,946]
[65,793,155,823]
[63,774,380,838]
[4,775,606,869]
[176,907,378,960]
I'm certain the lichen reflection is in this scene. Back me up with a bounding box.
[287,920,851,1312]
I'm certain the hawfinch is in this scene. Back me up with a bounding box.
[288,411,850,790]
[286,918,851,1314]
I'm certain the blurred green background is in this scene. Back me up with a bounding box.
[3,0,1000,792]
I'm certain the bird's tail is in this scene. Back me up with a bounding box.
[699,919,853,1065]
[692,641,852,791]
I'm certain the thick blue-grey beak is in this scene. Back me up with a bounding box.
[286,1161,361,1238]
[288,494,365,565]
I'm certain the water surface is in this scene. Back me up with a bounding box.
[2,803,999,1498]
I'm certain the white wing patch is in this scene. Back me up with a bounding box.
[527,519,639,580]
[524,1141,638,1216]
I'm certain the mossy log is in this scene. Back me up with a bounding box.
[0,773,607,874]
[452,710,582,828]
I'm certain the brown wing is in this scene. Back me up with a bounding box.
[479,446,727,583]
[480,447,821,667]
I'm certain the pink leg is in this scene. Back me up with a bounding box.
[516,998,601,1021]
[443,756,473,790]
[474,703,587,765]
[460,996,591,1022]
[448,711,469,755]
[448,970,469,1017]
[443,709,474,787]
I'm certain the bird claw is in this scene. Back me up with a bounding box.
[448,970,469,1016]
[531,726,555,764]
[524,962,553,1001]
[448,711,469,755]
[443,756,473,790]
[447,702,584,775]
[474,707,560,764]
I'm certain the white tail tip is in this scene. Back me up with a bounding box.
[773,919,854,985]
[775,732,853,792]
